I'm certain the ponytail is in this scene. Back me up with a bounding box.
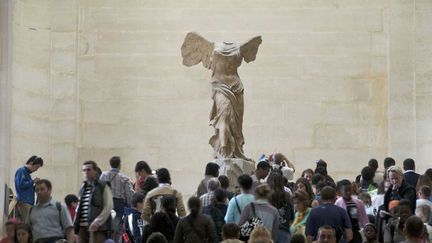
[188,197,201,218]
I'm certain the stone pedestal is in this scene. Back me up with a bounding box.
[214,159,255,191]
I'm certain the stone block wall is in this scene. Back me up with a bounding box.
[9,0,79,201]
[4,0,432,202]
[0,0,12,230]
[415,1,432,168]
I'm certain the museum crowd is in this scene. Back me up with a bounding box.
[2,154,432,243]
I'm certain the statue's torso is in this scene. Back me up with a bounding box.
[211,42,243,91]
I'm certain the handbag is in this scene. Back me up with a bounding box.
[239,203,263,241]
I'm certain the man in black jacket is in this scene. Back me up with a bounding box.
[74,160,113,242]
[403,158,420,188]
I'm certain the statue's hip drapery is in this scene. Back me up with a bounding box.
[209,82,248,160]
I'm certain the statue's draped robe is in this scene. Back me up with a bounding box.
[209,42,248,160]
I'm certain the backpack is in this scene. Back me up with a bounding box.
[29,201,63,221]
[239,203,263,241]
[150,191,177,215]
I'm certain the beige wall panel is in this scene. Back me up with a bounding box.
[9,0,79,202]
[387,0,416,162]
[0,0,12,230]
[415,4,432,171]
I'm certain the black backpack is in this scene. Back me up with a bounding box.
[150,192,177,215]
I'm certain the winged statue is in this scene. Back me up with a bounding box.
[181,32,262,160]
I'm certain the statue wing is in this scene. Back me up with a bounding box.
[240,36,262,63]
[181,32,214,69]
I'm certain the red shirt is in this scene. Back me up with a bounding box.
[68,206,76,221]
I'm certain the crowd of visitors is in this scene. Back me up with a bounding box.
[3,153,432,243]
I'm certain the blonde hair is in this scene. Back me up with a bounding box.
[387,165,403,177]
[248,226,273,243]
[255,183,272,199]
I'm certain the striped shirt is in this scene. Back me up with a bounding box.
[79,183,92,226]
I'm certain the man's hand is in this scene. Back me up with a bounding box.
[89,222,100,232]
[130,178,136,186]
[33,177,40,183]
[380,210,391,218]
[65,227,76,242]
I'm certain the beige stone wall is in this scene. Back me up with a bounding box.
[1,0,12,231]
[388,0,416,162]
[9,0,79,201]
[415,1,432,168]
[6,0,432,200]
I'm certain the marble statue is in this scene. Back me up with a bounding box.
[181,32,262,160]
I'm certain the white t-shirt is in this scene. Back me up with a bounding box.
[371,194,385,214]
[416,198,432,212]
[271,164,294,180]
[425,223,432,242]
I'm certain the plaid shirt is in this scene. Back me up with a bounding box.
[200,191,214,208]
[100,168,134,205]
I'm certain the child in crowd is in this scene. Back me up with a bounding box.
[0,218,20,243]
[15,223,32,243]
[248,226,273,243]
[124,192,145,243]
[64,194,79,221]
[362,223,377,243]
[220,223,243,243]
[290,233,306,243]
